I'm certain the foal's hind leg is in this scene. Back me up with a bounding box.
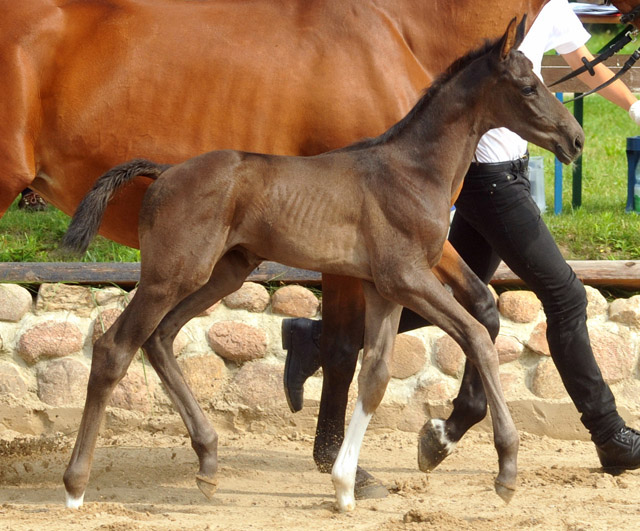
[141,250,261,499]
[331,282,402,512]
[63,281,195,508]
[419,243,499,471]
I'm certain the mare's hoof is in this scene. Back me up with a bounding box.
[418,419,456,472]
[196,474,219,499]
[494,479,516,504]
[355,476,389,500]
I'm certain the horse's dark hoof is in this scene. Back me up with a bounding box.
[494,479,516,504]
[354,476,389,500]
[18,191,48,212]
[196,474,218,500]
[418,419,457,472]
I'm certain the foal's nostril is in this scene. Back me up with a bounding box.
[574,135,583,152]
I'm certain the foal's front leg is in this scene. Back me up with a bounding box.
[419,242,500,471]
[389,266,518,502]
[331,282,402,512]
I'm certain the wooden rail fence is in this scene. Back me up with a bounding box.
[1,261,640,290]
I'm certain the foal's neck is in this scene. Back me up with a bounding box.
[390,63,494,189]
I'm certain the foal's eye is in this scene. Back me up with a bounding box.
[522,86,536,96]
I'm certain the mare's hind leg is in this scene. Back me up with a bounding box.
[331,282,402,512]
[382,267,518,502]
[141,250,261,499]
[63,280,197,508]
[313,275,388,499]
[419,242,499,471]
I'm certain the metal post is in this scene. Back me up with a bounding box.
[572,95,584,208]
[554,93,564,214]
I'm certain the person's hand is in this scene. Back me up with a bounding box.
[629,100,640,125]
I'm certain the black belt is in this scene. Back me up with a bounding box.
[467,153,529,177]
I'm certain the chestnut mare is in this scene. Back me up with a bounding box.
[62,18,583,512]
[1,0,636,504]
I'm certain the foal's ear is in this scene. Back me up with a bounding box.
[498,15,527,60]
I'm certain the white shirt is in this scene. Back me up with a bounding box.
[474,0,591,163]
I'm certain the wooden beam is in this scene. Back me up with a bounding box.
[1,261,640,290]
[0,261,321,288]
[492,260,640,289]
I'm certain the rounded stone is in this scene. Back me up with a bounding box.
[110,367,156,412]
[270,285,319,318]
[531,358,567,399]
[585,286,608,319]
[526,321,550,357]
[92,308,123,343]
[390,334,427,379]
[36,358,90,406]
[207,321,267,363]
[498,290,542,323]
[433,334,465,377]
[411,378,456,404]
[0,284,33,322]
[35,283,95,317]
[92,287,128,307]
[608,295,640,327]
[227,361,285,409]
[589,327,635,384]
[223,282,270,313]
[496,334,523,364]
[18,320,85,365]
[178,354,227,401]
[0,362,28,397]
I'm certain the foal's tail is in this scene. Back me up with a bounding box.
[62,159,172,254]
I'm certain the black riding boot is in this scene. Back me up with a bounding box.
[282,318,322,412]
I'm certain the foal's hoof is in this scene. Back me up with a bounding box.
[494,479,516,504]
[418,419,456,472]
[65,491,85,510]
[196,474,219,500]
[355,476,389,500]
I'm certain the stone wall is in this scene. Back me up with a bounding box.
[1,281,639,443]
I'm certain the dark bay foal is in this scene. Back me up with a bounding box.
[62,18,583,512]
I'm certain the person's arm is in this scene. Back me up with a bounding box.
[561,45,640,121]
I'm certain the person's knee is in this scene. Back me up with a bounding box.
[545,276,587,324]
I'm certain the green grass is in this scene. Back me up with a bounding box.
[0,197,139,262]
[1,25,639,263]
[533,94,640,258]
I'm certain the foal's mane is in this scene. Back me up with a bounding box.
[342,37,498,152]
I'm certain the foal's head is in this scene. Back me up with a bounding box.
[477,17,584,163]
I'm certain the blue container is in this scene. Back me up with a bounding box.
[626,136,640,212]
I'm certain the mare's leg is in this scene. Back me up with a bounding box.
[419,240,500,471]
[141,250,261,499]
[383,267,518,502]
[0,55,39,218]
[63,279,199,508]
[332,281,402,512]
[312,275,388,498]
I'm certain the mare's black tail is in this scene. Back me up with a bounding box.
[62,159,172,254]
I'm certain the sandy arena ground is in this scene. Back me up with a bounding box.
[2,428,640,531]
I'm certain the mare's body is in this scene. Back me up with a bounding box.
[3,0,551,240]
